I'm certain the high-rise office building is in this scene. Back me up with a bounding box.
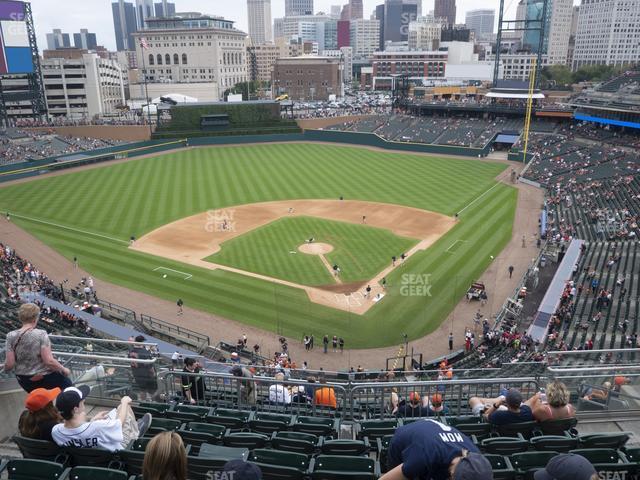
[350,18,380,56]
[46,29,71,50]
[248,0,273,44]
[112,0,137,51]
[73,29,98,50]
[349,0,363,20]
[285,0,313,16]
[135,0,154,29]
[154,1,175,17]
[465,9,494,41]
[523,0,572,65]
[381,0,417,45]
[434,0,456,25]
[573,0,640,70]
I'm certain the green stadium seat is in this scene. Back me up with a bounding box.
[179,423,227,453]
[444,416,483,427]
[173,405,211,416]
[250,448,311,478]
[321,439,370,456]
[311,455,380,480]
[0,459,67,480]
[570,448,630,470]
[206,409,253,430]
[12,436,67,464]
[146,417,182,436]
[186,456,228,480]
[249,413,294,435]
[131,405,163,418]
[139,402,172,413]
[271,431,322,454]
[483,454,516,480]
[117,449,145,477]
[509,451,558,477]
[223,432,270,450]
[578,433,630,449]
[530,435,578,453]
[537,417,577,436]
[494,421,538,439]
[65,447,119,468]
[376,435,393,473]
[621,446,640,464]
[293,416,339,437]
[165,411,204,423]
[357,420,397,443]
[68,466,127,480]
[456,422,492,440]
[480,436,529,455]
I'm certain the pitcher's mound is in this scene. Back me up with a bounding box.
[298,242,334,255]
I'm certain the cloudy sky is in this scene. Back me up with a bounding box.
[29,0,579,51]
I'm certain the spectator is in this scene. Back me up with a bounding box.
[18,387,62,442]
[534,453,598,480]
[488,389,533,425]
[314,377,337,409]
[424,393,449,416]
[181,358,206,404]
[526,381,576,422]
[128,335,157,401]
[52,386,151,451]
[382,419,492,480]
[230,365,256,405]
[268,373,291,405]
[143,432,187,480]
[582,381,611,402]
[4,303,72,392]
[396,392,428,418]
[222,459,262,480]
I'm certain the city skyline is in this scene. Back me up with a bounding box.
[29,0,581,52]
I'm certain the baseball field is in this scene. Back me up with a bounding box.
[0,143,517,348]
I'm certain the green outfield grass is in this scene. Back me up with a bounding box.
[0,143,517,348]
[207,216,419,286]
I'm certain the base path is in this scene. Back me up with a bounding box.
[131,199,454,314]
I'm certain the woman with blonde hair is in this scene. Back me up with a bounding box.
[143,432,187,480]
[526,380,576,421]
[4,303,72,392]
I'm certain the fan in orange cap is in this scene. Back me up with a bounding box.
[18,387,62,442]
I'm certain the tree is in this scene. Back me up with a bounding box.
[541,65,573,88]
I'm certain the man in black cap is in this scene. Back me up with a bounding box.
[51,386,151,451]
[534,453,598,480]
[470,388,534,425]
[380,419,493,480]
[222,459,262,480]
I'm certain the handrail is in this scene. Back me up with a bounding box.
[49,334,158,347]
[549,348,640,355]
[139,314,210,345]
[54,351,158,363]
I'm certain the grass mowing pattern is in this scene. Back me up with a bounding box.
[207,216,419,286]
[0,144,515,348]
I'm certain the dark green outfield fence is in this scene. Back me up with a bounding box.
[0,129,496,184]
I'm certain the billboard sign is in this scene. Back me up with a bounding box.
[0,1,34,75]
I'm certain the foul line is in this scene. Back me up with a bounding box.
[153,266,193,280]
[5,212,129,245]
[457,182,503,216]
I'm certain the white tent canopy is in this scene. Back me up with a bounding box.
[151,93,199,104]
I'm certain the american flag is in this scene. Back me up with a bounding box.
[139,38,149,50]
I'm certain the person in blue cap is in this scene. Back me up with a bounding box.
[380,419,493,480]
[534,453,598,480]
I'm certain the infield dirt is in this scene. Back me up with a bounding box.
[130,199,455,314]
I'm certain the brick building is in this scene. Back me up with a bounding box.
[272,56,342,100]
